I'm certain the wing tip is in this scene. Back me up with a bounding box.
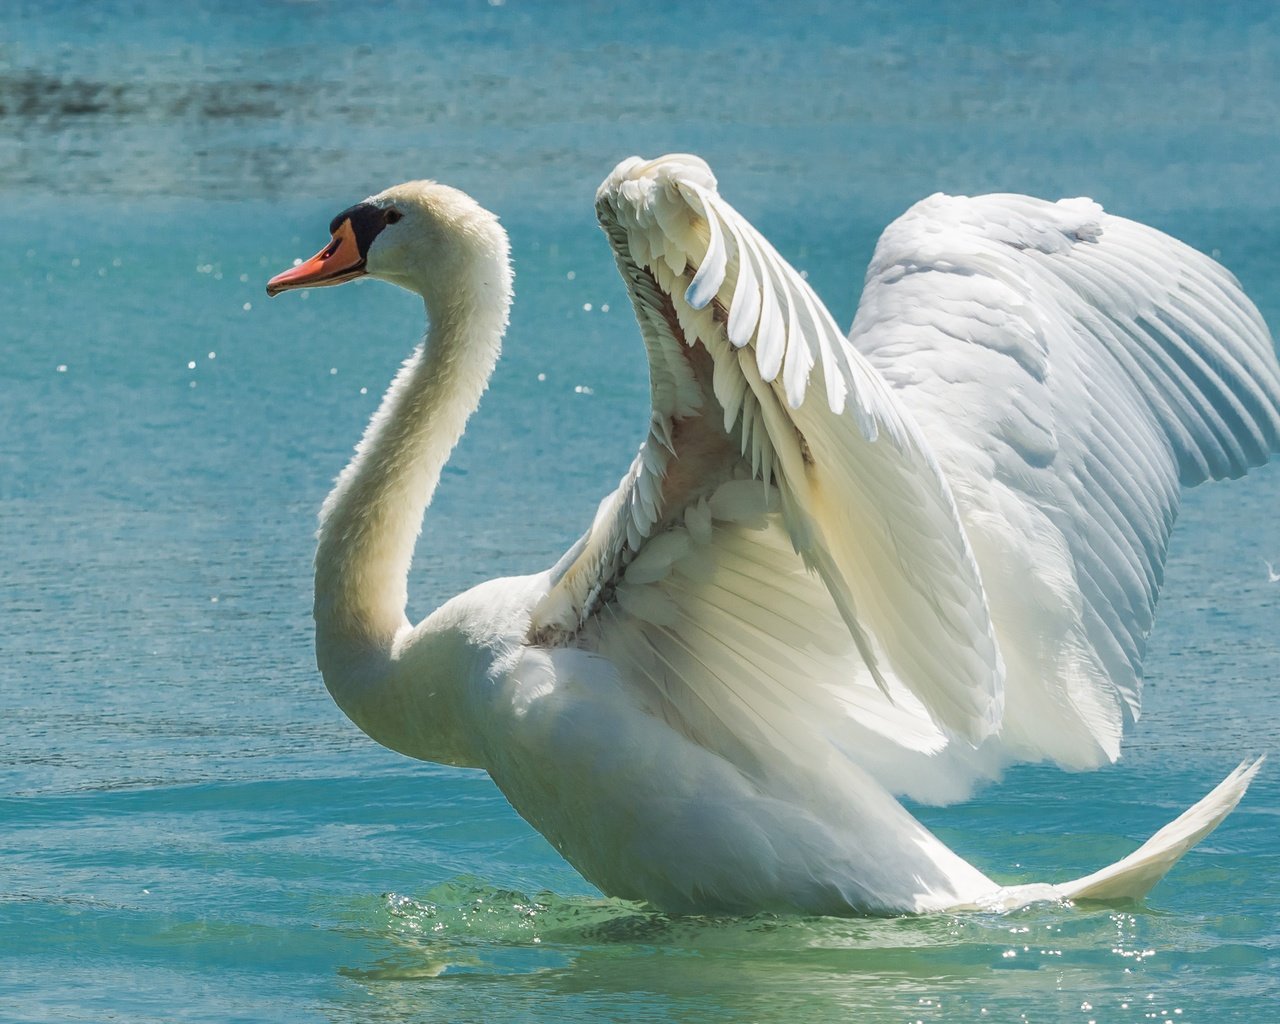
[597,153,719,208]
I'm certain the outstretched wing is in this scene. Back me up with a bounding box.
[850,192,1280,770]
[528,154,1005,780]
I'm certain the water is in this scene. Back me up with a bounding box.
[2,2,1278,1021]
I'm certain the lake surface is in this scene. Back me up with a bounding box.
[2,2,1278,1021]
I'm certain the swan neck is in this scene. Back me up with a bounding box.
[313,266,511,658]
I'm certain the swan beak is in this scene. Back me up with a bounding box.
[266,219,367,296]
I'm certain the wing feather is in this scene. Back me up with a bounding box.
[531,155,1005,757]
[851,192,1280,767]
[528,158,1277,801]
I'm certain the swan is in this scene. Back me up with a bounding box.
[266,154,1278,915]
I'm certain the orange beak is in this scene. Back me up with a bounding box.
[266,218,367,296]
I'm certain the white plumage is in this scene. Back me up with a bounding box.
[268,154,1277,915]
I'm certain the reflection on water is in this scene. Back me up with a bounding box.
[323,879,1256,1023]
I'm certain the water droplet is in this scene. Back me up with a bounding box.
[330,367,338,375]
[601,303,610,313]
[207,352,216,360]
[536,372,546,382]
[566,270,576,280]
[242,302,252,311]
[187,361,196,369]
[359,387,368,395]
[582,302,592,312]
[56,364,68,373]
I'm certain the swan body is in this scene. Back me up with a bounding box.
[268,155,1278,915]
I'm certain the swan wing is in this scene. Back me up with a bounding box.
[530,154,1004,761]
[850,192,1280,769]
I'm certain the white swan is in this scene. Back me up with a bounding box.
[267,154,1278,915]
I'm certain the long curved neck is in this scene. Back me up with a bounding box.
[313,263,511,668]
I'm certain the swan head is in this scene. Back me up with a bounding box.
[266,180,509,309]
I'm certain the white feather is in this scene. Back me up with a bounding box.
[851,191,1280,766]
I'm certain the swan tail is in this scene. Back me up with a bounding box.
[1057,756,1264,902]
[968,757,1264,912]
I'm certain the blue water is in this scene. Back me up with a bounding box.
[3,2,1278,1021]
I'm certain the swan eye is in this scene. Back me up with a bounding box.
[385,209,403,225]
